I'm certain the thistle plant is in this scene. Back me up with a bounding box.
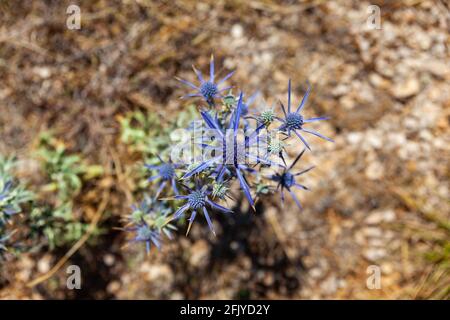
[145,157,180,197]
[125,56,333,253]
[126,196,176,253]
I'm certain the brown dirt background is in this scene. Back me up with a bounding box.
[0,0,449,299]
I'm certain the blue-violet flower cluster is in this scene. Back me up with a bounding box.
[126,56,333,253]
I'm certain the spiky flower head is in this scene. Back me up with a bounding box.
[183,93,285,210]
[0,181,20,223]
[268,137,285,155]
[128,197,176,253]
[145,157,180,197]
[177,55,235,106]
[284,112,304,131]
[277,80,333,150]
[158,163,175,180]
[270,149,313,209]
[169,184,233,236]
[0,156,33,257]
[280,172,295,188]
[260,109,275,127]
[187,190,206,210]
[0,159,33,226]
[134,224,161,253]
[212,181,230,200]
[200,82,219,103]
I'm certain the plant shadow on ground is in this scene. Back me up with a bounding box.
[69,231,122,300]
[170,199,306,299]
[31,219,123,300]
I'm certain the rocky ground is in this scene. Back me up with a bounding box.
[0,0,449,299]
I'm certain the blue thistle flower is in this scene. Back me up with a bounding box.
[0,180,23,224]
[122,56,337,250]
[132,224,161,254]
[128,196,176,254]
[277,80,333,150]
[269,149,313,209]
[145,156,180,197]
[170,185,232,236]
[182,93,283,210]
[176,55,235,106]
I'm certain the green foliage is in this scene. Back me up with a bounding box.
[119,106,198,190]
[0,155,15,177]
[29,204,91,250]
[255,181,270,196]
[28,132,103,249]
[119,105,198,161]
[119,107,199,245]
[36,132,102,203]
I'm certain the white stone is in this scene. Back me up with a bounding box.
[346,132,363,145]
[364,248,387,261]
[391,77,420,99]
[365,161,384,180]
[365,209,396,224]
[231,24,244,39]
[33,67,51,79]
